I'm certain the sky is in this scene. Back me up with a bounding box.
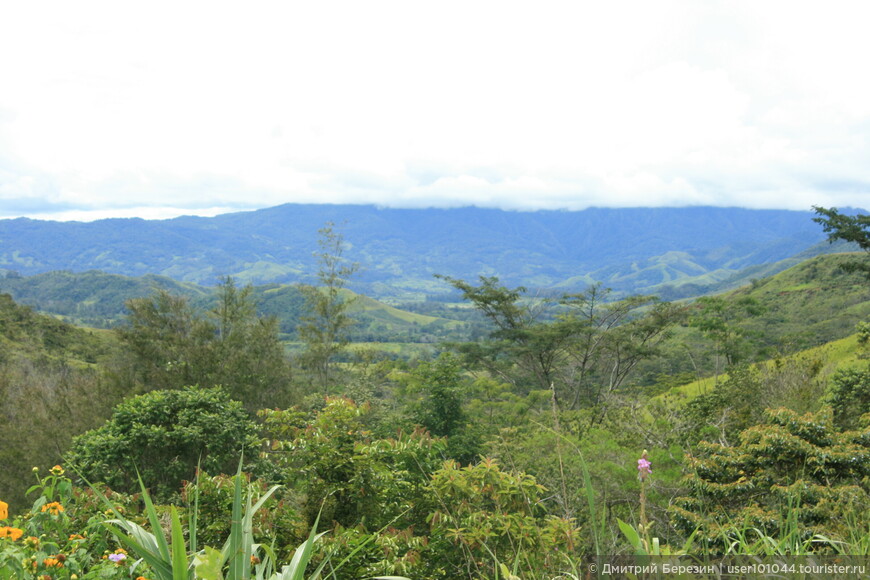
[1,1,870,222]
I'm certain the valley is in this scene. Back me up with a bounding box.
[1,204,869,578]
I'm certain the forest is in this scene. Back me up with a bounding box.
[1,209,869,579]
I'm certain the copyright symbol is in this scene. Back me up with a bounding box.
[590,564,597,574]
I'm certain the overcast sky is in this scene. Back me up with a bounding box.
[1,1,869,221]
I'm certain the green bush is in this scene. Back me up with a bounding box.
[828,366,870,430]
[262,397,447,532]
[66,386,262,502]
[424,457,578,578]
[671,406,870,552]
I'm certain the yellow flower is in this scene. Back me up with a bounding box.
[50,465,65,476]
[41,502,64,515]
[0,526,24,540]
[0,500,7,520]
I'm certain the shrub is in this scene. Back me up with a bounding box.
[66,386,262,501]
[424,457,578,578]
[827,366,870,430]
[671,406,870,552]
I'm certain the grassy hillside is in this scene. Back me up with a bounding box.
[644,251,870,404]
[660,333,864,405]
[726,252,870,351]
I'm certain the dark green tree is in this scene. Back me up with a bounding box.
[397,353,481,463]
[437,275,566,396]
[208,277,294,410]
[298,223,359,391]
[119,279,293,410]
[118,288,214,391]
[813,206,870,276]
[66,386,262,501]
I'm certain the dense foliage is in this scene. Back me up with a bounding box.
[66,387,262,502]
[672,406,870,552]
[2,210,870,578]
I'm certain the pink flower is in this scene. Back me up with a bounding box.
[637,451,652,480]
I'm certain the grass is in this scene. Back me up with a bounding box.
[654,333,866,405]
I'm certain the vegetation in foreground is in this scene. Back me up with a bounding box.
[1,208,870,578]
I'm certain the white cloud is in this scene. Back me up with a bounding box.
[1,1,870,220]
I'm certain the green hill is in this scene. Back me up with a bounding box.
[645,251,870,401]
[0,270,473,348]
[0,270,210,327]
[660,333,865,405]
[0,292,117,366]
[723,252,870,351]
[0,293,124,511]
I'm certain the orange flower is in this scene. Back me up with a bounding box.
[50,465,65,476]
[41,502,64,515]
[0,526,24,540]
[43,556,63,568]
[0,499,8,520]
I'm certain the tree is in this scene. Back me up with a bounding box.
[119,278,293,410]
[298,223,359,390]
[66,386,262,501]
[688,295,765,380]
[396,353,481,463]
[118,288,214,391]
[208,277,294,410]
[813,206,870,276]
[827,366,870,430]
[558,286,684,410]
[440,276,683,412]
[437,275,564,396]
[425,458,577,578]
[260,397,446,530]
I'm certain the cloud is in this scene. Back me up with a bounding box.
[1,1,869,220]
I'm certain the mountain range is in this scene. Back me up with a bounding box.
[0,204,846,299]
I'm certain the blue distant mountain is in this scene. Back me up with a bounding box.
[0,204,840,297]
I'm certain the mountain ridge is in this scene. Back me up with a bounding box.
[0,204,840,297]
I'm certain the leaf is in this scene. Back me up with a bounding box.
[617,518,646,555]
[194,546,225,580]
[170,506,190,580]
